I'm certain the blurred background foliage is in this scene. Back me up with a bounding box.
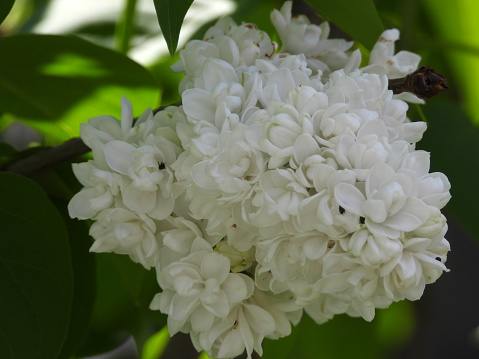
[0,0,479,358]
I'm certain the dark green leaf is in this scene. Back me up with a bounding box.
[0,142,16,167]
[78,253,164,357]
[77,253,141,356]
[0,0,14,25]
[128,269,167,355]
[0,173,73,359]
[0,34,160,141]
[153,0,195,56]
[307,0,384,50]
[52,200,96,359]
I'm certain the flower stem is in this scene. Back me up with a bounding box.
[114,0,138,54]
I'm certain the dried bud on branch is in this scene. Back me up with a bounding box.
[388,66,448,99]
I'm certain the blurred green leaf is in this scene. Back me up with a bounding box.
[142,326,170,359]
[78,253,165,357]
[422,0,479,124]
[0,34,160,141]
[0,0,14,25]
[153,0,194,56]
[375,301,415,353]
[307,0,384,50]
[0,173,73,359]
[263,313,382,359]
[148,56,182,106]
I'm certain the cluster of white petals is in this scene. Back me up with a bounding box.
[69,2,451,358]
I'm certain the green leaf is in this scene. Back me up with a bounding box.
[307,0,384,50]
[78,253,164,357]
[0,0,14,25]
[142,326,170,359]
[263,314,383,359]
[421,0,479,125]
[0,173,73,359]
[153,0,195,56]
[0,34,160,141]
[0,142,16,167]
[53,200,96,359]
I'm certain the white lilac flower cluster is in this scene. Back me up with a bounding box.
[68,2,451,358]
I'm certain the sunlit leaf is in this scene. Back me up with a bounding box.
[0,0,14,25]
[0,34,160,141]
[0,173,73,359]
[142,326,170,359]
[422,0,479,124]
[153,0,195,56]
[307,0,384,50]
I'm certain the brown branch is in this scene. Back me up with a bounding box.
[3,137,90,177]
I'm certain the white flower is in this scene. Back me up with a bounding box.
[103,139,180,220]
[190,123,266,205]
[80,96,147,148]
[246,100,316,169]
[150,244,254,335]
[364,29,421,79]
[68,161,121,220]
[190,288,299,359]
[204,17,277,66]
[312,244,382,321]
[381,234,449,301]
[68,3,453,356]
[362,29,423,103]
[271,1,352,73]
[243,169,309,234]
[305,293,349,324]
[214,241,256,273]
[334,162,435,239]
[157,216,220,270]
[190,301,273,359]
[343,229,403,268]
[172,17,276,93]
[89,208,159,269]
[297,168,360,237]
[250,289,303,340]
[329,119,407,181]
[251,59,312,108]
